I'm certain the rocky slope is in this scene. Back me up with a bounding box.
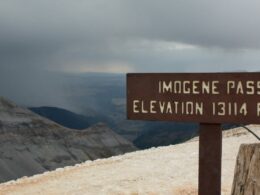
[0,125,259,194]
[0,97,136,183]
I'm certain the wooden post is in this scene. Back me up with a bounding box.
[199,123,222,195]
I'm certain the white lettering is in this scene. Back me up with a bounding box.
[141,101,148,113]
[174,81,182,93]
[159,102,165,113]
[246,81,254,95]
[201,81,210,94]
[258,103,260,117]
[195,102,203,115]
[150,100,157,113]
[212,81,220,94]
[257,81,260,95]
[158,81,162,93]
[227,81,235,94]
[166,102,173,113]
[236,81,244,94]
[193,81,200,94]
[133,100,139,113]
[186,102,193,114]
[218,102,225,115]
[183,81,191,94]
[239,103,247,116]
[163,81,172,93]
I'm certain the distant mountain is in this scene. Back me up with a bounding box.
[5,73,229,151]
[133,123,241,149]
[0,97,136,183]
[133,122,198,149]
[60,73,240,149]
[60,73,199,144]
[29,106,94,130]
[29,106,200,150]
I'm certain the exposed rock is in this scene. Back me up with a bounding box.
[231,143,260,195]
[0,97,136,183]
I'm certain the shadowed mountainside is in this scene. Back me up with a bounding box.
[0,97,136,183]
[29,106,95,130]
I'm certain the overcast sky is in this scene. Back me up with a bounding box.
[1,0,260,106]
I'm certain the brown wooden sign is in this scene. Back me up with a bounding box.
[127,72,260,195]
[127,72,260,124]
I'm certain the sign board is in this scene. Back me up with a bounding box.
[127,72,260,195]
[127,72,260,124]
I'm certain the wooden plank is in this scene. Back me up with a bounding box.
[127,72,260,124]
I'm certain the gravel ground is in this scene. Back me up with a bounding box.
[0,125,259,195]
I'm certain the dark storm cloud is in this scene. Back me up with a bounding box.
[1,0,260,106]
[123,0,260,49]
[1,0,260,53]
[1,0,260,66]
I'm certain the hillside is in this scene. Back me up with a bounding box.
[0,97,136,183]
[0,125,259,195]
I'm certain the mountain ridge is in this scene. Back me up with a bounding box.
[0,96,136,183]
[29,106,93,130]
